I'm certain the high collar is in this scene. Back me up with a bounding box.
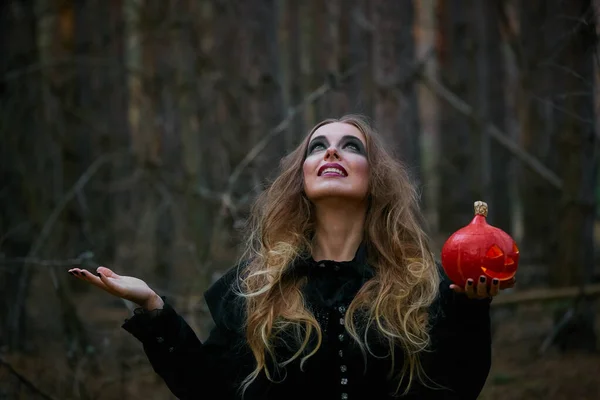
[293,241,374,280]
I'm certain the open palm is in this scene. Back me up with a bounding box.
[67,266,159,308]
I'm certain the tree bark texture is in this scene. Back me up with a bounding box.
[516,0,562,267]
[372,0,422,182]
[435,0,477,235]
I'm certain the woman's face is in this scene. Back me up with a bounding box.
[303,122,369,202]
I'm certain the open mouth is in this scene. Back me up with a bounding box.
[318,163,347,177]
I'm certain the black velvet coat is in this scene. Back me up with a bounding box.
[122,245,491,400]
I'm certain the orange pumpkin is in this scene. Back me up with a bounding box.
[441,201,519,287]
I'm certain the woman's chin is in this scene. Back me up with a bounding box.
[305,188,368,203]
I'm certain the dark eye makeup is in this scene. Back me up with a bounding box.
[307,139,327,154]
[306,135,367,157]
[341,137,366,154]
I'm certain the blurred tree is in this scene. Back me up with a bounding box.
[513,0,597,351]
[120,0,163,280]
[552,0,596,288]
[346,0,373,118]
[312,0,333,120]
[279,0,305,150]
[435,0,476,235]
[6,0,84,350]
[0,0,42,350]
[372,0,422,183]
[470,0,512,231]
[515,0,562,269]
[237,0,285,184]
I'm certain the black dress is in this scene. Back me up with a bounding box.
[122,245,492,400]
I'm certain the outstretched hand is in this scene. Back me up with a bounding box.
[67,266,164,310]
[449,275,516,299]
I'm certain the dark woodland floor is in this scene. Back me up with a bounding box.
[480,301,600,400]
[1,276,599,399]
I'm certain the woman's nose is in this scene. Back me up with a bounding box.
[324,146,341,160]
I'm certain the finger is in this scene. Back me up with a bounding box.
[489,278,500,297]
[68,268,93,281]
[68,267,95,281]
[476,276,488,297]
[68,268,119,296]
[96,266,120,279]
[465,279,476,298]
[97,270,124,296]
[450,284,465,293]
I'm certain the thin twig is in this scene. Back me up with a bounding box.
[419,72,563,190]
[25,153,120,282]
[9,152,123,346]
[0,256,90,268]
[538,307,575,355]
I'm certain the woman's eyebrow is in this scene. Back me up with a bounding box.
[308,135,366,149]
[308,135,329,145]
[341,135,361,142]
[310,135,361,143]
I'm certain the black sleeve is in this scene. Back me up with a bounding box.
[121,267,254,400]
[424,265,492,399]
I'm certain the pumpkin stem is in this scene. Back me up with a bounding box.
[474,201,488,217]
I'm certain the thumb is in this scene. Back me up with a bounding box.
[96,265,119,278]
[96,267,122,294]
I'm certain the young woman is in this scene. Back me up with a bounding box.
[68,115,514,399]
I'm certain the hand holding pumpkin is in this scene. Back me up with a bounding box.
[441,201,519,300]
[449,275,516,299]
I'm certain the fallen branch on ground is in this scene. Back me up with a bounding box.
[491,283,600,306]
[0,357,58,400]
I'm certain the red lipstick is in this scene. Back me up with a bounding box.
[318,163,347,177]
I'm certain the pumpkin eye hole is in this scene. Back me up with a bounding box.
[513,242,520,254]
[505,257,515,266]
[486,244,504,259]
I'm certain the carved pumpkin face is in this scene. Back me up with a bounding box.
[480,242,519,280]
[441,201,519,287]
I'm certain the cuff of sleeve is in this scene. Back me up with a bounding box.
[121,297,180,344]
[452,293,491,321]
[454,293,493,306]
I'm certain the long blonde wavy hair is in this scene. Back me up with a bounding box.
[236,114,440,395]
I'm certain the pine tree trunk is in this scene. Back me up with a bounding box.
[346,0,373,117]
[279,0,304,150]
[0,0,42,350]
[372,0,421,181]
[435,0,476,235]
[517,0,562,269]
[471,0,512,231]
[238,0,284,182]
[553,1,596,288]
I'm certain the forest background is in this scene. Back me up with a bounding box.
[1,0,599,399]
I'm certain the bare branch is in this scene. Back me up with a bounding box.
[491,283,600,306]
[0,256,90,269]
[27,153,122,266]
[226,62,367,191]
[419,72,564,190]
[9,152,124,345]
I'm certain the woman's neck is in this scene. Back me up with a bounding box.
[311,200,367,262]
